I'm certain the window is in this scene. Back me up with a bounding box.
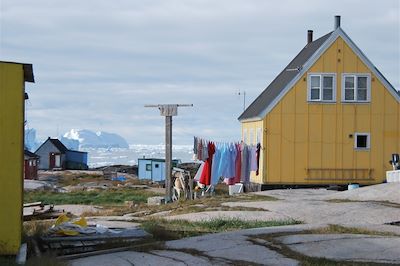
[256,127,262,144]
[54,154,61,168]
[342,74,370,102]
[308,74,336,102]
[249,128,254,144]
[146,164,151,171]
[354,133,370,150]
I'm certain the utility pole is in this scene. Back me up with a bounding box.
[145,104,193,202]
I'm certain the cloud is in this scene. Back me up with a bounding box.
[2,0,399,144]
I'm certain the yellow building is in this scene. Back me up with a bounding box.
[0,61,34,254]
[239,16,399,186]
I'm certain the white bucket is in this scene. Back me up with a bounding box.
[229,183,244,195]
[348,183,359,190]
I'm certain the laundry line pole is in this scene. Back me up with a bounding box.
[145,104,193,202]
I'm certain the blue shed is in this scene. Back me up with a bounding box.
[66,150,88,170]
[138,158,181,181]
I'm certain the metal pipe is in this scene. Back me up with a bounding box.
[307,30,313,44]
[334,15,341,30]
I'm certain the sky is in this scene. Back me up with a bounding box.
[1,0,399,145]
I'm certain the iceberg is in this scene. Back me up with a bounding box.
[62,129,129,149]
[25,128,39,151]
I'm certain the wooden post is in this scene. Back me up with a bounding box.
[165,115,172,202]
[145,104,193,203]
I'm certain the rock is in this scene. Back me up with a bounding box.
[147,196,165,206]
[277,234,400,264]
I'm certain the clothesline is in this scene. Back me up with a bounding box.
[193,136,261,186]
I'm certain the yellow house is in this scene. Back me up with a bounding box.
[239,16,399,186]
[0,61,34,254]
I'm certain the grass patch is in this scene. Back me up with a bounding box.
[134,193,277,218]
[57,173,105,187]
[141,218,302,241]
[24,188,162,205]
[23,220,54,240]
[326,199,355,203]
[310,224,399,237]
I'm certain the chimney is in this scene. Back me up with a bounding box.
[307,30,313,44]
[334,15,341,29]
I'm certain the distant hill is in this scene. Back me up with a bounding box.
[61,129,129,149]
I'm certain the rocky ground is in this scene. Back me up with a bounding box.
[66,183,400,265]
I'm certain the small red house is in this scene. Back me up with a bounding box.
[24,150,39,180]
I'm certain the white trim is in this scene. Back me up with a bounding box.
[307,73,337,102]
[249,27,400,121]
[354,132,370,150]
[240,117,263,123]
[341,73,371,103]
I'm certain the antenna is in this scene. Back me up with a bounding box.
[145,104,193,202]
[238,90,246,111]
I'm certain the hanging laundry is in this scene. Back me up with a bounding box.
[197,140,203,161]
[193,136,261,186]
[234,143,242,183]
[256,143,261,176]
[193,137,198,155]
[250,145,258,172]
[194,161,205,181]
[199,142,215,185]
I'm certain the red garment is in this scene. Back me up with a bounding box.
[199,142,215,185]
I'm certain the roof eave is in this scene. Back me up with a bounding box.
[23,64,35,83]
[238,116,263,123]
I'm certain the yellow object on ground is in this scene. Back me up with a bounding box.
[55,213,70,226]
[50,215,92,236]
[73,217,88,227]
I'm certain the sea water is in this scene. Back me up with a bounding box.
[82,144,194,167]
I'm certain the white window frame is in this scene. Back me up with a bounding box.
[307,73,336,102]
[342,73,371,103]
[256,127,262,144]
[249,128,254,145]
[243,129,248,144]
[354,132,370,150]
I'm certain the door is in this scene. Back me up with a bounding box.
[49,153,61,169]
[24,160,30,179]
